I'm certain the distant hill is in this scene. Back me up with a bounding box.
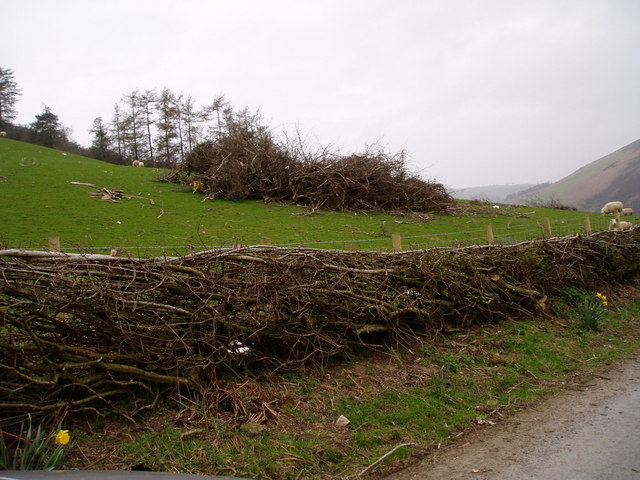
[451,184,540,203]
[511,138,640,212]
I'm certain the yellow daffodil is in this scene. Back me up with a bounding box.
[602,301,609,307]
[596,293,606,300]
[54,430,70,446]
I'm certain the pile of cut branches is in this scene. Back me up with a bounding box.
[1,229,639,418]
[173,104,453,213]
[182,142,452,213]
[89,187,129,201]
[288,152,451,211]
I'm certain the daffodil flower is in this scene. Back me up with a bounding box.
[55,430,70,446]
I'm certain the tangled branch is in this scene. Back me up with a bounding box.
[1,229,639,418]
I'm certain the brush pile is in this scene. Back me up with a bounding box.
[172,104,453,213]
[1,229,639,418]
[183,142,452,212]
[89,187,130,201]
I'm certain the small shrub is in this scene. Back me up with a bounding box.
[526,196,577,211]
[433,352,460,373]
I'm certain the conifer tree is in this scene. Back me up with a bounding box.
[89,116,115,162]
[0,67,22,127]
[30,105,66,148]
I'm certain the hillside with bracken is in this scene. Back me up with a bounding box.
[511,138,640,212]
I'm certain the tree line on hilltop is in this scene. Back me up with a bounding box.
[0,66,247,168]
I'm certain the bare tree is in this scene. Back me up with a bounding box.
[110,103,125,160]
[175,93,185,164]
[181,94,205,155]
[139,89,157,166]
[121,90,149,163]
[154,88,181,168]
[203,94,231,141]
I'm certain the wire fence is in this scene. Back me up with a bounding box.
[29,214,623,257]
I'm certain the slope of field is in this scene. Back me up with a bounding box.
[513,138,640,212]
[452,184,539,203]
[0,139,624,254]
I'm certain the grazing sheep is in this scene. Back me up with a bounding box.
[621,207,633,216]
[132,160,145,167]
[0,131,6,137]
[609,219,633,231]
[601,201,624,214]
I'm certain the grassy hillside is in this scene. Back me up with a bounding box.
[0,139,625,255]
[514,139,640,212]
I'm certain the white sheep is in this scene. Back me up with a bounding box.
[0,131,6,137]
[621,207,633,216]
[609,219,633,231]
[132,160,145,167]
[601,201,624,214]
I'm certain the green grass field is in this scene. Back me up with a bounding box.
[0,138,629,256]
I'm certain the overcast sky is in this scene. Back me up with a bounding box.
[5,0,640,189]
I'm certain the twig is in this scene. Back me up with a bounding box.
[358,443,417,476]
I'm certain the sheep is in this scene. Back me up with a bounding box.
[132,160,145,167]
[601,201,624,214]
[0,131,6,137]
[609,219,633,231]
[621,207,633,216]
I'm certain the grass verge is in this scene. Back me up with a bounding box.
[60,286,640,479]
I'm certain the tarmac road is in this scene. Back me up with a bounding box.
[385,354,640,480]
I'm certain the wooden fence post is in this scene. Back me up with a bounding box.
[584,214,592,234]
[486,224,495,245]
[187,245,195,255]
[391,233,402,252]
[543,218,552,237]
[614,211,621,230]
[47,237,60,252]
